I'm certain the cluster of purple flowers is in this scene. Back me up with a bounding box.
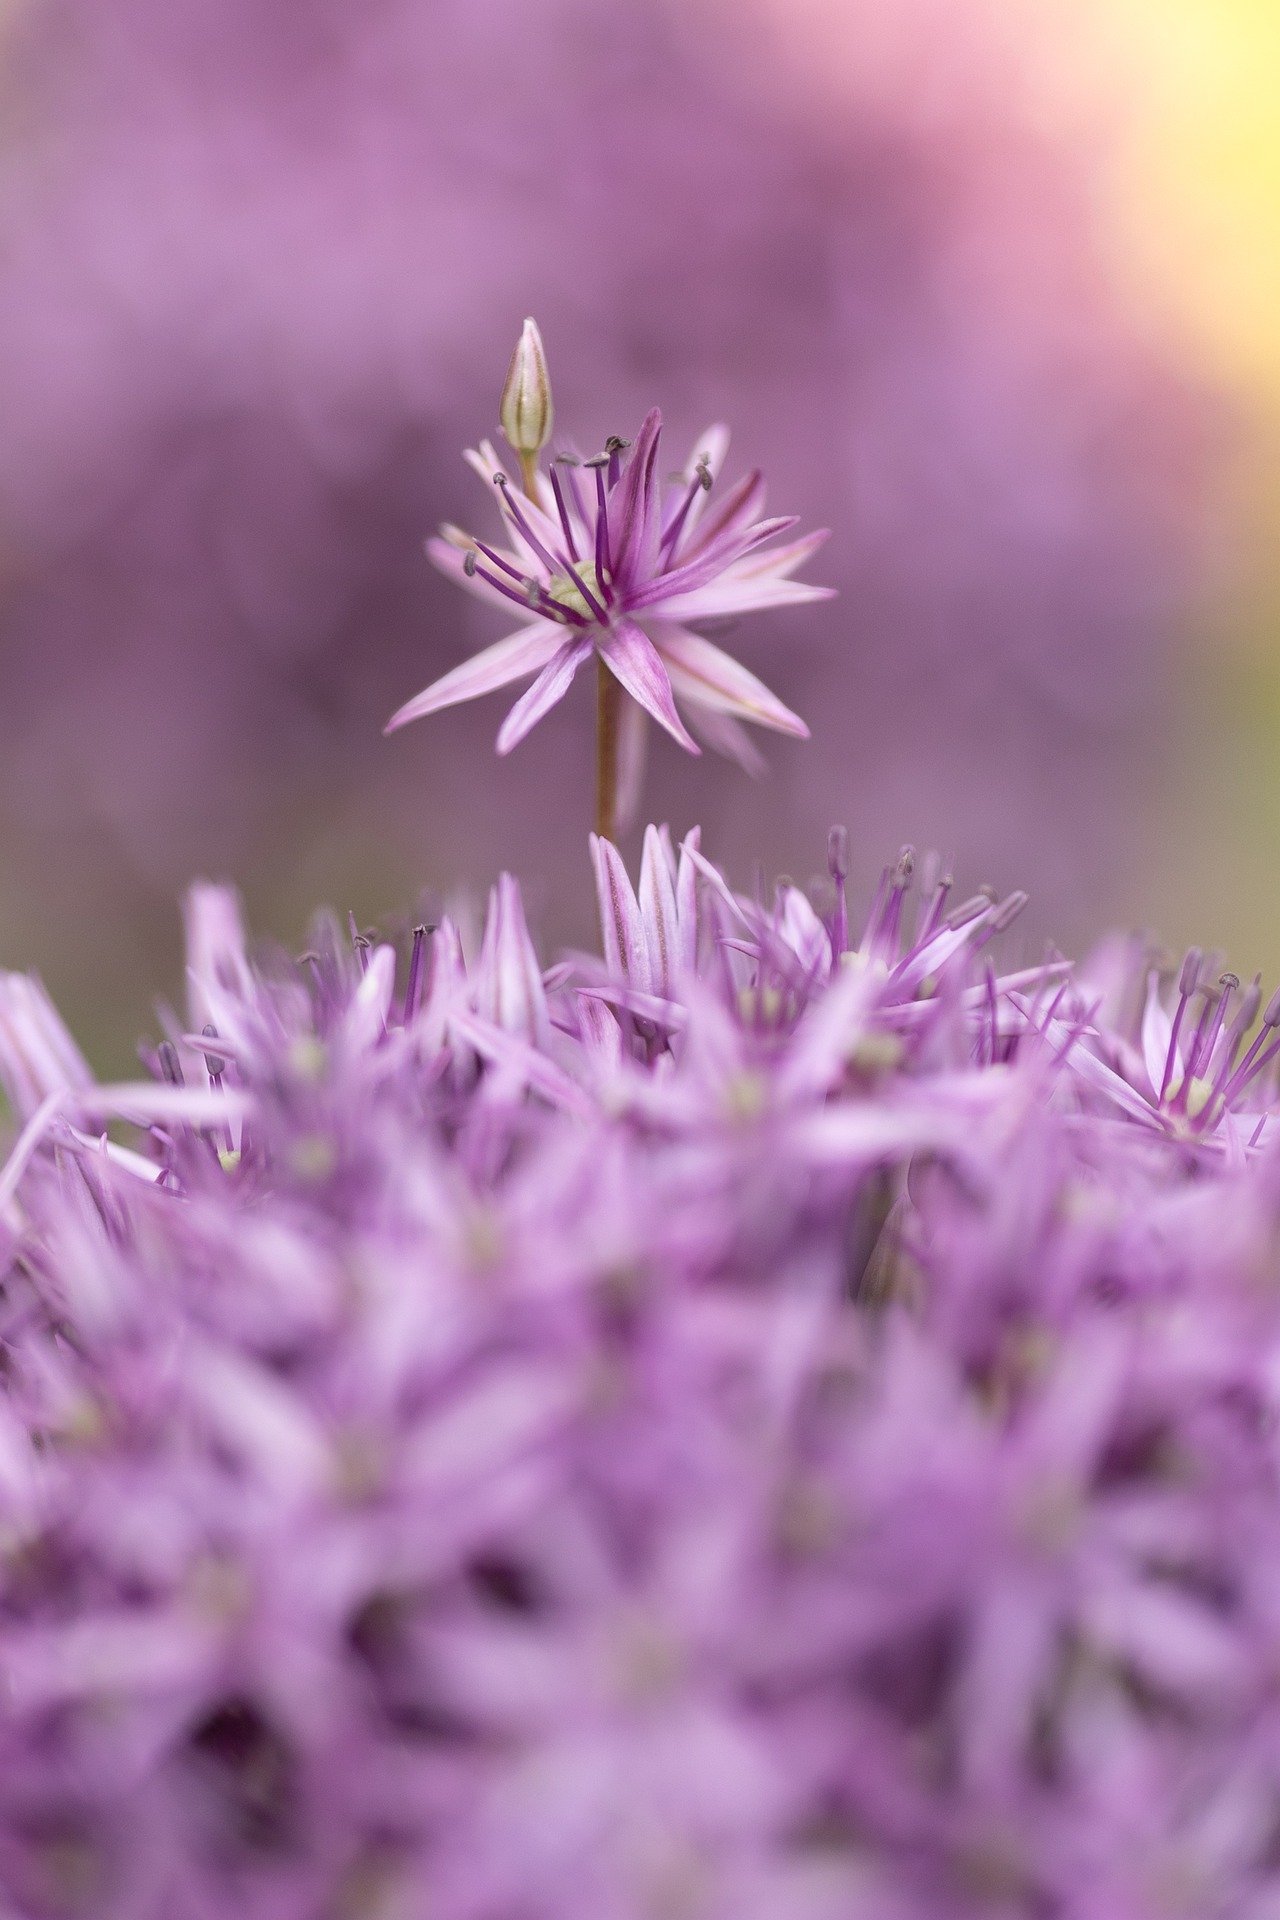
[0,825,1277,1919]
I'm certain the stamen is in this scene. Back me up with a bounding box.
[1176,980,1222,1103]
[983,962,999,1067]
[604,435,631,489]
[553,452,589,527]
[660,458,714,562]
[1191,971,1237,1079]
[350,914,370,975]
[989,891,1029,936]
[827,825,848,961]
[200,1024,224,1086]
[945,894,993,932]
[1216,983,1280,1108]
[466,551,583,626]
[548,464,581,562]
[404,925,430,1026]
[588,460,612,585]
[1223,973,1263,1075]
[1160,948,1201,1103]
[156,1041,184,1087]
[495,473,609,622]
[916,872,954,944]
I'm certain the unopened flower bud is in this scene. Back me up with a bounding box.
[499,317,553,457]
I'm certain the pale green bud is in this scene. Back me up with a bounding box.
[499,316,554,457]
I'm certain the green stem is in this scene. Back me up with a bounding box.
[595,659,620,842]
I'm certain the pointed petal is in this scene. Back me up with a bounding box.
[733,526,830,581]
[601,620,699,754]
[385,624,559,733]
[496,637,593,754]
[589,834,646,984]
[1141,974,1175,1100]
[639,825,681,997]
[629,516,802,612]
[673,828,700,962]
[655,626,808,737]
[606,409,663,591]
[653,576,835,623]
[475,873,549,1046]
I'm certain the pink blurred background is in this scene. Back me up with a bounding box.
[0,0,1271,1068]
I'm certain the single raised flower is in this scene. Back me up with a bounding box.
[385,324,831,828]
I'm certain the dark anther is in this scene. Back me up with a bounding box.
[553,451,580,466]
[582,452,610,469]
[493,471,508,487]
[157,1041,184,1087]
[696,458,713,491]
[463,550,478,576]
[603,435,631,455]
[200,1023,224,1078]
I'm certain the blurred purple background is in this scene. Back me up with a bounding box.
[0,0,1217,1067]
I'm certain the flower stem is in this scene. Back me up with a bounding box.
[595,659,620,842]
[518,451,539,499]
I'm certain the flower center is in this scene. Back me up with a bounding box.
[545,558,607,621]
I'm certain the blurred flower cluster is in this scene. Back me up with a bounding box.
[0,0,1214,1056]
[1,826,1279,1917]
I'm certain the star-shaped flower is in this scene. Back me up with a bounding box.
[386,323,831,795]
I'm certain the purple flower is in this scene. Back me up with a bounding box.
[0,827,1278,1916]
[386,325,830,793]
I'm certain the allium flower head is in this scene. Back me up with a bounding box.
[3,829,1280,1914]
[386,323,831,801]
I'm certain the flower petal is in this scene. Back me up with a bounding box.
[601,620,699,754]
[652,575,835,624]
[732,526,830,581]
[639,825,680,997]
[385,623,560,734]
[496,637,593,754]
[607,409,663,592]
[590,834,646,983]
[654,626,809,737]
[629,516,801,612]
